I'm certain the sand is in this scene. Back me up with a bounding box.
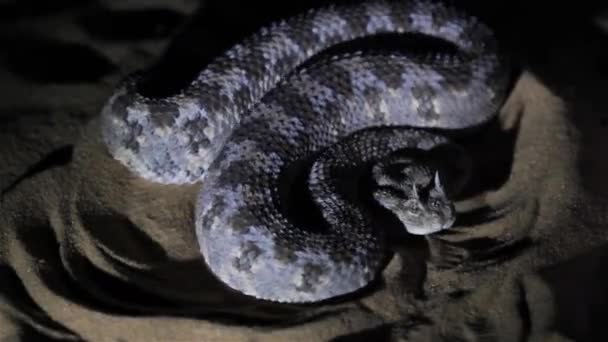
[1,0,608,341]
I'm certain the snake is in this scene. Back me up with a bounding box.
[100,0,510,303]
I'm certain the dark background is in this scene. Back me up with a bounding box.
[1,0,608,341]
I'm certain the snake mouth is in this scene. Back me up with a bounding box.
[401,213,457,235]
[443,215,457,230]
[405,224,445,235]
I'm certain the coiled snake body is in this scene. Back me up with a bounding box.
[101,0,510,303]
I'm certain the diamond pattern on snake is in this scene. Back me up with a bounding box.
[100,0,510,303]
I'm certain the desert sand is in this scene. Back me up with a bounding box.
[1,0,608,341]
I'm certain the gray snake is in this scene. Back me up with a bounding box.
[100,0,510,303]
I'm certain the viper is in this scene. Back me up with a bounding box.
[100,0,510,303]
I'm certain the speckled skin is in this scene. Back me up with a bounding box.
[100,0,509,302]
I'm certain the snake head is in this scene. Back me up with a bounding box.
[372,161,456,235]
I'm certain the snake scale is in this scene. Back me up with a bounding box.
[100,0,510,303]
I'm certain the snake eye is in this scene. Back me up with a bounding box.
[429,199,441,208]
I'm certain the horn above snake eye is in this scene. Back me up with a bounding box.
[434,171,445,195]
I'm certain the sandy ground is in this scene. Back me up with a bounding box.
[1,0,608,341]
